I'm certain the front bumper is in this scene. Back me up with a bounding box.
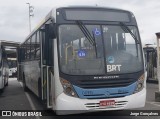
[55,88,146,115]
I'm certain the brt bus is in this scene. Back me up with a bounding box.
[0,43,9,91]
[18,6,146,115]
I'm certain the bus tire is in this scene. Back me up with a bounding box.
[23,73,29,92]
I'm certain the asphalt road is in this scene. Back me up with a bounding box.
[0,78,160,119]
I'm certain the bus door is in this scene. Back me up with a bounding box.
[40,24,54,108]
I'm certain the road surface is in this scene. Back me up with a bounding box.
[0,78,160,119]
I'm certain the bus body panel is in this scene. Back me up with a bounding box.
[56,88,146,115]
[53,38,63,108]
[23,60,40,96]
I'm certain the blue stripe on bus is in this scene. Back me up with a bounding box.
[73,82,137,99]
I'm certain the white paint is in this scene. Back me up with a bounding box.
[107,65,122,72]
[56,88,146,115]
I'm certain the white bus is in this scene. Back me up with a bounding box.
[18,6,146,115]
[0,43,9,91]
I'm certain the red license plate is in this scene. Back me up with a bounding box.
[99,100,115,107]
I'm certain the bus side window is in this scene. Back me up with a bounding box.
[25,39,31,60]
[30,34,36,60]
[36,31,40,59]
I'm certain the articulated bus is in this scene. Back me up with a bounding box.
[0,42,9,91]
[18,6,146,115]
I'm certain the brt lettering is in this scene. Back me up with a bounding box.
[107,65,122,72]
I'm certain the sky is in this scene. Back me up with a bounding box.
[0,0,160,45]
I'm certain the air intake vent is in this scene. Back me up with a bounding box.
[77,78,136,89]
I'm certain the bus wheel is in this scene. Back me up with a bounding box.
[23,73,29,92]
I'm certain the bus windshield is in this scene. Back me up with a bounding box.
[59,24,143,75]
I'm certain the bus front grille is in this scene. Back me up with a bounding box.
[77,78,136,89]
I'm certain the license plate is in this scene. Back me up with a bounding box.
[99,100,115,107]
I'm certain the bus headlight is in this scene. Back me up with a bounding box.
[60,78,78,97]
[134,74,145,93]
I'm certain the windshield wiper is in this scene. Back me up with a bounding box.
[76,20,96,46]
[119,22,139,44]
[76,20,98,57]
